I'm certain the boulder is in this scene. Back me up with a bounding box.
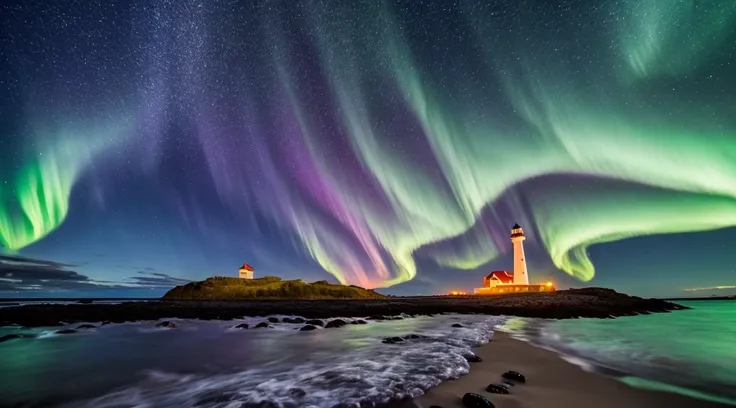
[241,401,278,408]
[465,354,483,363]
[381,336,404,344]
[55,329,78,335]
[325,319,347,328]
[283,317,306,324]
[299,325,317,331]
[462,392,494,408]
[233,323,249,329]
[451,323,464,328]
[155,321,176,328]
[305,319,324,327]
[267,317,280,323]
[254,322,270,328]
[485,384,509,394]
[502,370,526,383]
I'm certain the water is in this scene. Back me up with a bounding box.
[2,301,735,407]
[501,300,736,406]
[0,299,154,309]
[0,314,504,407]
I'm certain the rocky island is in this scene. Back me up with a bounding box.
[0,278,689,327]
[162,276,387,300]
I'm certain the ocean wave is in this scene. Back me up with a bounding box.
[62,315,505,408]
[499,316,736,406]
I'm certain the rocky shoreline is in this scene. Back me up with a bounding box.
[0,288,688,328]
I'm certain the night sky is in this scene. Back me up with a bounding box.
[1,0,735,298]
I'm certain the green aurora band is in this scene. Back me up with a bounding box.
[0,123,130,252]
[2,0,735,287]
[270,0,736,284]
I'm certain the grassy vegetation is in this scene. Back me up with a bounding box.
[162,276,387,300]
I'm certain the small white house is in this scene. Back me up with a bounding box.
[238,263,255,279]
[483,270,514,288]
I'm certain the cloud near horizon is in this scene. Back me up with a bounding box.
[0,254,190,293]
[683,285,736,292]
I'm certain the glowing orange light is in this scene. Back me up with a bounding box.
[546,282,553,287]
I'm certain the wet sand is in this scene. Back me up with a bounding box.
[411,331,729,408]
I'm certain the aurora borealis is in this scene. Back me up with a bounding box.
[1,0,735,297]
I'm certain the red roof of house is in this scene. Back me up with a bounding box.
[240,263,254,271]
[486,270,513,284]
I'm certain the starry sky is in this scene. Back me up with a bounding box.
[1,0,735,299]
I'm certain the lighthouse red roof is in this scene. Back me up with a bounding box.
[486,270,514,284]
[240,263,254,271]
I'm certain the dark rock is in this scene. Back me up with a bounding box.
[451,323,464,328]
[101,321,112,326]
[55,329,77,334]
[283,317,306,324]
[0,286,690,328]
[305,319,324,327]
[299,325,317,331]
[465,354,483,363]
[0,333,34,343]
[325,319,347,328]
[287,388,306,398]
[254,322,270,328]
[462,392,494,408]
[502,370,526,383]
[155,321,176,328]
[405,334,426,339]
[234,323,249,329]
[75,324,97,330]
[267,317,280,323]
[241,401,278,408]
[485,384,509,394]
[382,336,404,344]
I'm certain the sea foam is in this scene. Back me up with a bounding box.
[63,315,505,408]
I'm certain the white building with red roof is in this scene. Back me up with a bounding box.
[238,263,255,279]
[483,270,515,288]
[473,224,555,295]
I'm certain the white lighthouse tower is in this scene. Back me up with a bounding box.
[510,224,529,285]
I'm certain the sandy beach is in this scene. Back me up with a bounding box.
[411,331,729,408]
